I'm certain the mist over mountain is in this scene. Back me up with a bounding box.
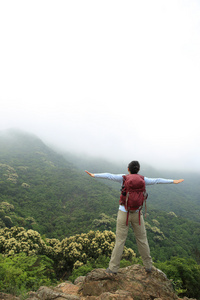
[1,1,200,296]
[1,128,200,225]
[0,129,120,237]
[0,129,200,295]
[0,127,199,225]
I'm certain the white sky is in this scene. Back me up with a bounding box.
[0,0,200,172]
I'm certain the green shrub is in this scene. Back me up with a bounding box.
[155,257,200,299]
[0,253,57,296]
[68,262,93,282]
[58,230,135,273]
[0,227,136,279]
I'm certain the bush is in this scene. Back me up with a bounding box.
[155,257,200,299]
[58,230,136,272]
[0,227,136,279]
[0,226,49,256]
[0,253,57,296]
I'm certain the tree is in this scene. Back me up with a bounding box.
[155,257,200,299]
[0,253,56,295]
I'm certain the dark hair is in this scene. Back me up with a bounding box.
[128,161,140,174]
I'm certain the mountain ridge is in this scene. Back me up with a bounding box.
[0,129,200,264]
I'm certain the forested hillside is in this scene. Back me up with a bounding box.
[62,151,200,223]
[0,130,120,238]
[0,130,199,261]
[0,129,200,298]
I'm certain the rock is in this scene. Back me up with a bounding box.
[74,276,86,285]
[57,282,80,296]
[26,285,80,300]
[6,264,198,300]
[97,290,133,299]
[180,298,197,300]
[0,293,20,300]
[79,265,178,300]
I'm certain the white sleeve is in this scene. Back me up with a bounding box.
[144,177,173,185]
[94,173,125,184]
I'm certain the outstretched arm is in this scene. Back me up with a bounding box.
[85,170,124,183]
[85,171,184,185]
[144,177,184,185]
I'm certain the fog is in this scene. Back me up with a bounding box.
[0,0,200,172]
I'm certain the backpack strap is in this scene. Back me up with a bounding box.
[139,210,141,225]
[125,191,129,210]
[143,190,148,219]
[126,207,142,226]
[125,192,129,226]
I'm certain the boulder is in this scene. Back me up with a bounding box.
[4,264,197,300]
[0,293,20,300]
[79,265,178,300]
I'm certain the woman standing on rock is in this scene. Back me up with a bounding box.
[85,160,184,274]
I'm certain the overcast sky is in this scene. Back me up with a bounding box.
[0,0,200,172]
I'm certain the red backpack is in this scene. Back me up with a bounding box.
[119,174,148,225]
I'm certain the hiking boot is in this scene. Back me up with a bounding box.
[105,268,117,274]
[145,267,152,274]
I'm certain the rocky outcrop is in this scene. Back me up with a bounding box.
[0,265,197,300]
[78,265,177,300]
